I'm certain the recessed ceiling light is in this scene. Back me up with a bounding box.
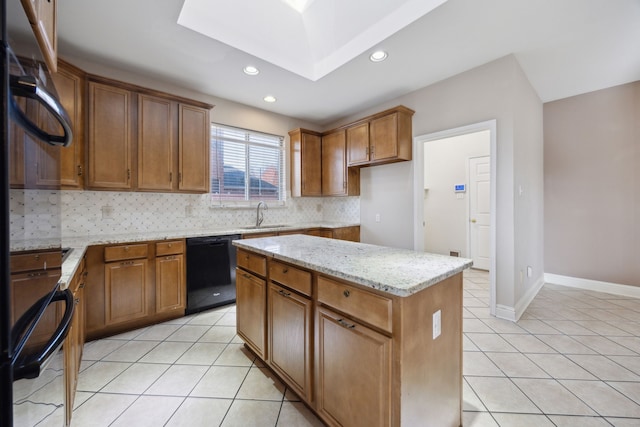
[369,50,388,62]
[263,95,277,103]
[243,66,259,75]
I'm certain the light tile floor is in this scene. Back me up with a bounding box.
[16,269,640,426]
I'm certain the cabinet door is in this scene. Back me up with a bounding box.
[369,112,398,162]
[236,268,266,359]
[321,130,349,196]
[178,104,210,192]
[9,97,27,188]
[10,269,61,352]
[64,275,83,427]
[268,283,312,402]
[52,64,84,189]
[316,307,392,427]
[346,122,370,166]
[32,101,62,188]
[138,95,174,191]
[301,132,322,196]
[104,259,148,325]
[88,82,133,189]
[156,254,185,313]
[332,226,360,242]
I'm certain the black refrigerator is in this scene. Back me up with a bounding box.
[1,0,75,425]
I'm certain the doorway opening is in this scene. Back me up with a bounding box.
[413,120,497,315]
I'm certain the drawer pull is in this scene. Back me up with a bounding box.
[278,289,291,297]
[121,261,134,266]
[337,319,356,329]
[243,273,251,279]
[343,290,350,298]
[282,268,288,274]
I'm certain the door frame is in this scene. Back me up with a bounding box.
[413,120,497,316]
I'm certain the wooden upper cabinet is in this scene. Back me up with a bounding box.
[322,129,359,196]
[21,0,57,72]
[138,94,175,191]
[52,61,85,189]
[346,106,415,167]
[178,104,210,192]
[346,122,370,166]
[289,128,322,197]
[88,81,133,190]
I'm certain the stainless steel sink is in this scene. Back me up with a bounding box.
[240,224,289,230]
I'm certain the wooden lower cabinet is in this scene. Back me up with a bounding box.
[64,258,86,426]
[85,240,185,340]
[155,253,185,313]
[105,258,149,325]
[235,268,267,359]
[235,247,463,427]
[268,283,312,402]
[316,307,392,427]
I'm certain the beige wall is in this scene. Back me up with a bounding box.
[544,81,640,287]
[327,55,544,319]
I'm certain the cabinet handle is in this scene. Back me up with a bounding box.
[343,289,350,298]
[282,268,288,274]
[74,298,80,304]
[27,271,47,277]
[127,169,131,180]
[120,260,134,266]
[79,283,85,289]
[370,145,375,156]
[243,273,251,279]
[337,319,356,329]
[77,165,83,176]
[169,172,173,183]
[278,289,291,297]
[165,256,174,260]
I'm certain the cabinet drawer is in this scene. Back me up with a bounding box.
[156,240,184,256]
[237,249,267,277]
[317,276,392,334]
[11,250,62,272]
[269,260,312,297]
[104,244,148,262]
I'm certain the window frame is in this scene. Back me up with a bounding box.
[209,123,286,206]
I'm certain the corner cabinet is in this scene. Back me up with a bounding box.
[84,240,186,340]
[87,75,212,193]
[322,130,359,196]
[52,60,85,189]
[289,128,322,197]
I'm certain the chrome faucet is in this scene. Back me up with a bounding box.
[256,201,267,227]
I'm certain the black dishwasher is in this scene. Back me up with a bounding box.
[186,234,241,314]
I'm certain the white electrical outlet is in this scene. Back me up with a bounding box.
[375,213,381,223]
[433,310,441,339]
[527,266,533,278]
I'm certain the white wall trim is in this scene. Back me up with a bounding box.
[413,120,497,315]
[544,273,640,299]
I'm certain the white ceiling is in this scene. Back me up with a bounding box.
[54,0,640,126]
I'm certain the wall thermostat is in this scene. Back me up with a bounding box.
[454,184,466,193]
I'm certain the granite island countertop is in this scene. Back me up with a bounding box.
[50,221,358,290]
[233,234,473,297]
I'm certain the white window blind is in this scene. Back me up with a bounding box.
[210,123,285,204]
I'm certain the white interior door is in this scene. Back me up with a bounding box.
[469,156,491,270]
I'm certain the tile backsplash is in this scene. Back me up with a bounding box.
[54,191,360,238]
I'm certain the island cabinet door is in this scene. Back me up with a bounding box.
[235,268,267,359]
[268,283,312,402]
[316,306,392,427]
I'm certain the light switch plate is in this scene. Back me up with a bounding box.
[433,310,441,339]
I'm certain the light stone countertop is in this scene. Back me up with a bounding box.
[233,234,473,297]
[54,221,359,290]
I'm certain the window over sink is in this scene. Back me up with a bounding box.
[210,123,285,205]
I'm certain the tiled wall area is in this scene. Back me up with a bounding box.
[41,191,359,239]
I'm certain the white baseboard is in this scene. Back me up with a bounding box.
[544,273,640,299]
[494,276,545,322]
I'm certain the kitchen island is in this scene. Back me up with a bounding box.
[233,234,472,427]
